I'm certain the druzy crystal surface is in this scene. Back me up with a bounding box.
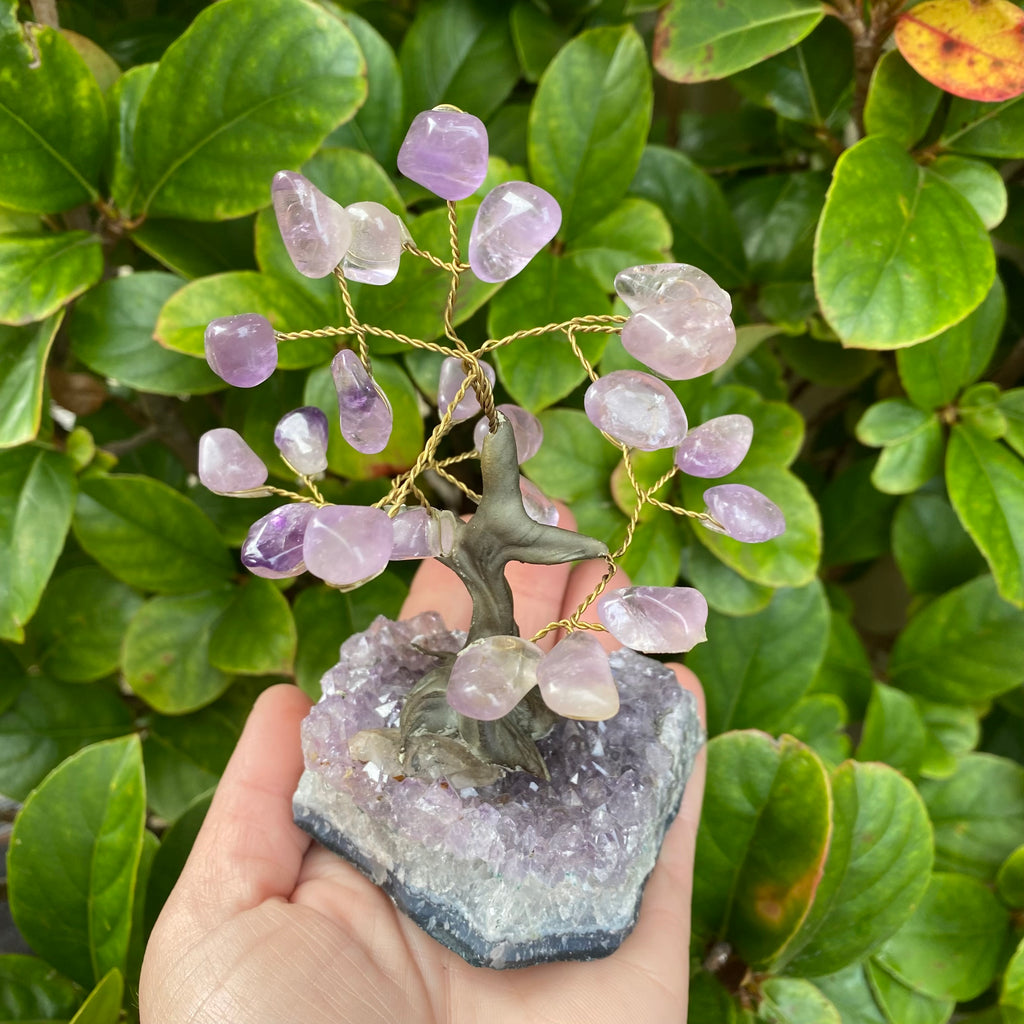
[615,263,732,314]
[341,202,403,285]
[537,632,619,721]
[621,298,736,381]
[204,313,277,388]
[331,349,393,454]
[447,635,543,720]
[468,181,561,282]
[271,171,351,279]
[302,505,393,588]
[197,428,268,494]
[437,357,496,422]
[584,370,688,451]
[293,613,704,968]
[704,484,786,543]
[598,586,708,654]
[674,414,753,478]
[397,109,489,201]
[274,406,329,475]
[473,404,543,463]
[241,503,315,579]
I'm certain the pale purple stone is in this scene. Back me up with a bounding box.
[390,506,457,560]
[447,635,543,721]
[615,263,732,314]
[674,414,753,478]
[341,202,403,285]
[272,170,351,279]
[241,503,316,579]
[584,370,688,451]
[468,181,561,282]
[397,109,489,201]
[537,632,619,721]
[204,313,277,388]
[303,505,393,588]
[198,428,268,494]
[331,349,393,454]
[473,405,543,462]
[437,357,496,422]
[520,476,558,526]
[621,298,736,381]
[598,586,709,654]
[703,484,786,543]
[274,406,329,475]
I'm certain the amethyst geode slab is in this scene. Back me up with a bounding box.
[293,612,703,969]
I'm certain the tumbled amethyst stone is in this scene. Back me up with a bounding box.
[473,404,543,462]
[704,484,786,543]
[468,181,561,282]
[537,632,619,721]
[341,202,403,285]
[437,356,496,422]
[203,313,277,388]
[331,349,393,454]
[303,505,393,588]
[390,506,457,560]
[674,414,753,478]
[241,503,316,579]
[197,428,268,494]
[274,406,329,475]
[615,263,732,314]
[520,476,558,526]
[272,171,351,279]
[584,370,687,451]
[447,635,543,721]
[621,298,736,381]
[598,586,708,654]
[397,109,489,201]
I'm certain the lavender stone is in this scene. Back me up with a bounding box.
[447,635,543,720]
[598,586,708,655]
[303,505,393,588]
[293,613,704,968]
[468,181,561,282]
[198,428,268,494]
[437,356,496,422]
[704,484,786,543]
[241,503,316,579]
[204,313,277,388]
[584,370,688,451]
[473,404,543,463]
[342,202,403,285]
[621,298,736,381]
[537,632,619,721]
[274,406,329,475]
[331,349,393,454]
[520,476,558,526]
[272,170,351,279]
[397,109,489,201]
[389,505,457,560]
[674,414,753,478]
[615,263,732,314]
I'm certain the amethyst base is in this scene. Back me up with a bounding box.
[292,613,704,969]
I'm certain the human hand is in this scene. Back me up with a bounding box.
[140,505,706,1024]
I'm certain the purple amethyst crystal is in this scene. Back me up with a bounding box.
[537,632,619,721]
[583,370,688,451]
[674,414,753,478]
[197,428,268,494]
[597,586,708,654]
[620,298,736,381]
[703,484,786,543]
[389,505,457,560]
[241,503,316,578]
[520,476,558,526]
[468,181,561,282]
[203,313,277,388]
[473,405,543,463]
[330,349,393,454]
[302,505,393,588]
[437,357,496,422]
[272,171,351,279]
[447,635,543,721]
[341,202,404,285]
[614,263,732,314]
[397,109,489,201]
[274,406,329,475]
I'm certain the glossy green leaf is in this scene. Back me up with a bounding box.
[918,699,979,780]
[865,959,954,1024]
[812,964,888,1024]
[68,969,121,1024]
[770,693,850,767]
[0,232,102,326]
[8,735,146,988]
[857,399,933,447]
[947,425,1024,607]
[929,155,1008,231]
[209,577,296,676]
[864,49,943,148]
[758,977,841,1024]
[997,845,1024,907]
[999,388,1024,458]
[959,381,1007,441]
[0,312,62,447]
[918,753,1024,882]
[0,24,106,212]
[815,136,995,348]
[693,731,832,966]
[871,418,944,495]
[688,969,740,1024]
[134,0,366,219]
[941,94,1024,158]
[653,0,823,83]
[876,872,1009,1001]
[529,24,652,241]
[74,475,234,594]
[0,953,83,1021]
[123,590,234,714]
[125,828,156,990]
[820,459,898,567]
[510,1,569,83]
[1002,937,1024,1018]
[305,147,405,214]
[629,145,747,289]
[855,682,927,778]
[617,508,685,587]
[890,574,1024,702]
[107,63,157,216]
[681,541,774,616]
[524,409,619,504]
[0,446,76,642]
[130,215,258,280]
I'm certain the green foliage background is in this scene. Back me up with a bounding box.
[1,0,1023,1020]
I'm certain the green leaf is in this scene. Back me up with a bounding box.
[959,382,1006,441]
[689,969,740,1024]
[681,541,775,616]
[0,446,76,643]
[876,872,1009,1002]
[528,24,653,242]
[758,977,841,1024]
[1003,937,1024,1018]
[820,459,898,567]
[918,699,979,780]
[73,475,235,594]
[997,845,1024,907]
[68,969,122,1024]
[693,731,832,966]
[0,312,62,447]
[0,953,83,1021]
[770,694,851,767]
[107,63,157,217]
[510,0,569,83]
[123,590,234,714]
[125,830,155,992]
[629,145,747,289]
[918,753,1024,882]
[653,0,823,83]
[70,272,221,396]
[0,232,102,326]
[946,425,1024,607]
[889,574,1024,703]
[870,418,943,495]
[524,408,620,503]
[305,147,405,214]
[489,250,611,412]
[8,735,146,988]
[134,0,366,219]
[864,49,943,148]
[617,508,685,587]
[0,25,106,212]
[941,95,1024,159]
[812,964,889,1024]
[857,399,933,447]
[814,136,995,348]
[688,580,829,736]
[1000,388,1024,458]
[808,611,876,721]
[209,577,296,676]
[130,215,258,280]
[855,682,927,779]
[865,960,955,1024]
[929,155,1007,231]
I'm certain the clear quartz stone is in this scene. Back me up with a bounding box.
[331,349,393,454]
[597,586,709,654]
[703,484,785,543]
[614,263,732,314]
[274,406,329,475]
[520,477,558,526]
[397,109,489,201]
[674,414,753,478]
[447,635,544,721]
[537,632,619,721]
[621,298,736,381]
[390,506,457,559]
[341,202,404,285]
[302,505,394,588]
[584,370,688,451]
[204,313,277,388]
[473,404,543,462]
[468,181,561,282]
[198,428,268,494]
[241,503,316,578]
[437,357,496,422]
[271,170,351,279]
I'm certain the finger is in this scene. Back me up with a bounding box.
[400,556,473,632]
[557,558,631,653]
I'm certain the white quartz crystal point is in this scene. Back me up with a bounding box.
[621,298,736,381]
[271,171,352,279]
[615,263,732,314]
[674,414,754,478]
[703,484,786,543]
[437,356,496,422]
[389,505,457,559]
[537,632,619,721]
[302,505,394,588]
[584,370,688,451]
[468,181,562,283]
[473,404,543,463]
[597,586,709,654]
[342,201,404,285]
[447,635,544,721]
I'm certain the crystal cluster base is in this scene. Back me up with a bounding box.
[292,613,704,969]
